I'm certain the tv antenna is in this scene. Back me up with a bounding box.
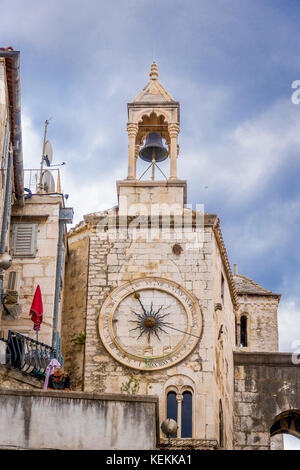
[38,118,52,190]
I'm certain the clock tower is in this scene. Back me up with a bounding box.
[63,62,238,449]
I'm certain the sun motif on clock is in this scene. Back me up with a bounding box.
[98,277,202,371]
[128,292,172,342]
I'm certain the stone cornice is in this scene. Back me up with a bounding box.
[234,351,298,367]
[213,217,238,310]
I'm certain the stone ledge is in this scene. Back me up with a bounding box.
[0,388,159,403]
[158,438,218,450]
[0,364,42,389]
[234,351,298,367]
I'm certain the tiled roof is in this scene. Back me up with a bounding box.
[233,274,280,297]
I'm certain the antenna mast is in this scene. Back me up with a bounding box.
[39,119,50,191]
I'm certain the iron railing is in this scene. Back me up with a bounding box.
[24,168,62,194]
[0,330,57,379]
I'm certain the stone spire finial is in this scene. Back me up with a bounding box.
[149,61,159,80]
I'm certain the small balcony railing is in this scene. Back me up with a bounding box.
[0,330,57,379]
[24,168,62,195]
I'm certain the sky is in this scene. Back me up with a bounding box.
[1,0,300,448]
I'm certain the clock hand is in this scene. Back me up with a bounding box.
[164,324,201,339]
[136,296,147,316]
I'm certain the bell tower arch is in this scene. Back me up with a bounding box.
[118,62,186,215]
[126,62,180,181]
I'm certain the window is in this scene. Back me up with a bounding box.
[167,391,178,437]
[221,273,224,302]
[181,391,192,438]
[166,389,193,438]
[240,315,248,347]
[219,400,224,448]
[12,224,38,257]
[235,316,238,346]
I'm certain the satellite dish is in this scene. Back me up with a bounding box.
[41,170,55,193]
[43,140,53,166]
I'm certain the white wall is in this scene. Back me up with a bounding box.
[0,390,159,450]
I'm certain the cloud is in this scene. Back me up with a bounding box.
[22,109,42,169]
[184,97,300,208]
[278,298,300,352]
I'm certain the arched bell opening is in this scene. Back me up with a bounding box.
[132,112,179,181]
[134,113,169,181]
[136,112,170,148]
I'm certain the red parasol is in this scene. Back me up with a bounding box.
[29,285,43,334]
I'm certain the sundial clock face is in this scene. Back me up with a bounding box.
[98,277,202,371]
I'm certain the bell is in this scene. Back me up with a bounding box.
[139,132,168,163]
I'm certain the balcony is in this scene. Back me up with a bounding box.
[24,168,62,195]
[0,330,59,379]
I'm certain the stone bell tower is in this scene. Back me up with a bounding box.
[61,60,300,451]
[117,62,187,215]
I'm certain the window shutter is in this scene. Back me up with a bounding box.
[7,271,20,292]
[12,224,38,257]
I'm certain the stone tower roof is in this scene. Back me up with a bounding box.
[233,274,281,298]
[132,61,175,103]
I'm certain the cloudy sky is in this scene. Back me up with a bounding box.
[2,0,300,447]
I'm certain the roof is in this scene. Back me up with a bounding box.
[132,62,175,103]
[233,274,281,298]
[0,47,24,205]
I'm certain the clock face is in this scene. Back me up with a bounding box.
[98,277,202,371]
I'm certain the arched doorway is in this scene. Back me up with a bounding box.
[270,410,300,450]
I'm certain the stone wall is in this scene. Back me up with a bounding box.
[0,195,63,347]
[0,389,159,450]
[0,364,42,390]
[236,294,279,352]
[233,352,300,449]
[64,212,237,448]
[0,58,11,252]
[62,228,89,390]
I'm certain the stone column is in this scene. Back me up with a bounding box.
[127,123,138,180]
[176,393,183,438]
[168,123,180,180]
[134,144,140,180]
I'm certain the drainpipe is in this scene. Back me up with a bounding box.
[0,145,13,304]
[0,48,24,207]
[0,146,13,254]
[52,207,73,353]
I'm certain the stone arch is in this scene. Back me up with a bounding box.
[164,375,195,438]
[135,108,171,125]
[270,410,300,439]
[136,111,170,148]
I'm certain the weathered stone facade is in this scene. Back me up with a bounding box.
[64,209,238,448]
[60,62,300,450]
[0,364,42,390]
[234,352,300,449]
[1,195,65,347]
[61,226,89,390]
[0,389,159,450]
[234,274,281,352]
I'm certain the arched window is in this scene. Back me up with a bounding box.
[167,391,178,437]
[219,400,224,448]
[166,389,193,438]
[240,315,248,347]
[181,391,192,438]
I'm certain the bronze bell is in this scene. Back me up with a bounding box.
[139,132,168,163]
